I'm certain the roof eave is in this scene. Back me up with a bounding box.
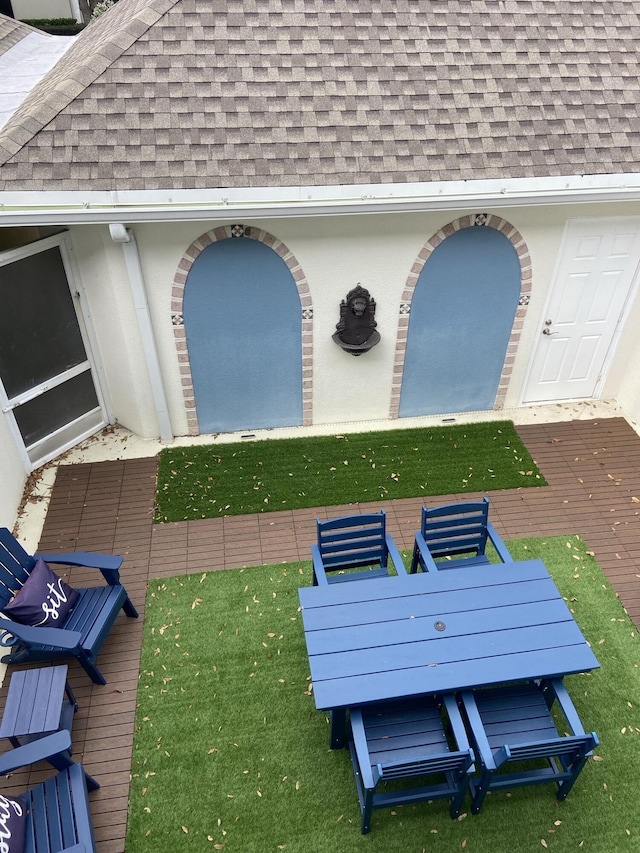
[1,173,640,226]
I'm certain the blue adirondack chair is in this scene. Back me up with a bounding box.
[410,497,513,572]
[459,679,599,813]
[312,510,407,585]
[0,730,98,852]
[348,693,475,833]
[0,528,138,684]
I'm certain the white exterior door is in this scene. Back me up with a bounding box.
[523,218,640,404]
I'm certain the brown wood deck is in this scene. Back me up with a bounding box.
[2,416,640,851]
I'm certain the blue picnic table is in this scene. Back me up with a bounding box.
[298,559,600,748]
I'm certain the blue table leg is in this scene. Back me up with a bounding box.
[329,709,347,749]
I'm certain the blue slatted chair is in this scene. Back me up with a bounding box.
[410,497,513,572]
[0,730,98,852]
[459,679,599,813]
[348,694,475,833]
[312,510,407,585]
[0,528,138,684]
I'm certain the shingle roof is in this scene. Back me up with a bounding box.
[0,15,39,53]
[1,0,640,192]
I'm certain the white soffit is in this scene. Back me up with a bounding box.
[2,173,640,224]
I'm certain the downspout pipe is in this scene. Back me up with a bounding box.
[69,0,83,23]
[109,223,174,442]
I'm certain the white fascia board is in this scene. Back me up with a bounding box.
[1,173,640,225]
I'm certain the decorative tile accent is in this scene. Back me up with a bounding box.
[172,225,313,433]
[390,215,533,418]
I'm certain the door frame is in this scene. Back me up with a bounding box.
[0,232,112,471]
[521,216,640,405]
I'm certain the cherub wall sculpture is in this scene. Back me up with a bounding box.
[332,284,381,356]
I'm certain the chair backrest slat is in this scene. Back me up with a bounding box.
[421,500,489,558]
[505,734,596,762]
[316,512,389,574]
[380,749,473,780]
[0,528,34,608]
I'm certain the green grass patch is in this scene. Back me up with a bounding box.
[154,420,544,521]
[127,537,639,852]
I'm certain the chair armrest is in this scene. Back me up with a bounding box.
[459,691,498,770]
[442,693,473,757]
[544,678,597,743]
[385,534,407,576]
[0,730,72,775]
[349,708,377,789]
[311,545,330,586]
[411,532,440,573]
[0,618,83,652]
[485,523,514,564]
[36,551,123,571]
[36,550,123,585]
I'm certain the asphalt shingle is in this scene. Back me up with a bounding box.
[1,0,640,191]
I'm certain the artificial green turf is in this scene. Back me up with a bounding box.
[154,420,545,521]
[126,537,640,852]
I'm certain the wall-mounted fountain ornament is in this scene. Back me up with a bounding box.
[332,284,381,356]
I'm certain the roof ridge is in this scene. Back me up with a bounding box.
[0,0,178,166]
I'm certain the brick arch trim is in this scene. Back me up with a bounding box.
[171,224,313,435]
[389,213,533,419]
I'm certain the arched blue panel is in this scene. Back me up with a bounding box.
[184,237,303,433]
[399,227,520,417]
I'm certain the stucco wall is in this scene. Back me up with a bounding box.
[610,282,640,427]
[12,0,78,20]
[0,415,27,530]
[67,202,640,440]
[70,226,161,439]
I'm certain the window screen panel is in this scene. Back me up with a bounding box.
[13,370,99,448]
[0,247,88,398]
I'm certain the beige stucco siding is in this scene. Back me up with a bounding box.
[70,225,161,439]
[63,202,640,441]
[0,416,27,529]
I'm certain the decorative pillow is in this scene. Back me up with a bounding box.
[3,559,79,627]
[0,793,27,853]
